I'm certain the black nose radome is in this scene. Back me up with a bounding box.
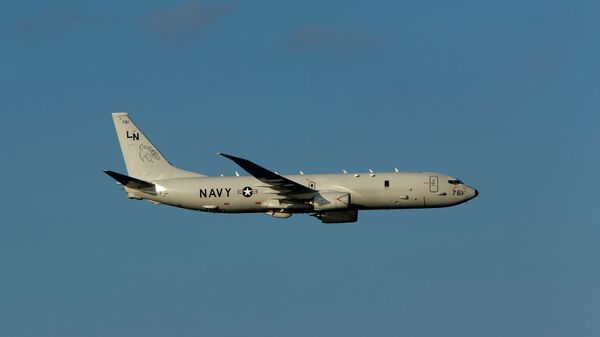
[475,189,479,197]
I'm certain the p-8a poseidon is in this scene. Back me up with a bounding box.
[105,113,478,223]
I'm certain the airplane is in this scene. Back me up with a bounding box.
[105,112,478,223]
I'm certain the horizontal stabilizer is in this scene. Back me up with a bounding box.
[104,170,155,189]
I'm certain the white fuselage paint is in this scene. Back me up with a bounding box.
[126,171,478,213]
[108,112,478,222]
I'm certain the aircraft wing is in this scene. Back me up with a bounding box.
[219,153,316,197]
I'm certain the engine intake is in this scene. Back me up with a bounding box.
[312,192,351,211]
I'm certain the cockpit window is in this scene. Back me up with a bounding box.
[448,179,463,185]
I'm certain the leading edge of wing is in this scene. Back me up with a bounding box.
[218,153,316,195]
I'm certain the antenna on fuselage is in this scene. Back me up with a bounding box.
[394,167,399,173]
[342,169,348,174]
[299,171,304,175]
[369,169,375,177]
[235,171,240,177]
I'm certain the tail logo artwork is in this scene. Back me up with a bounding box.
[139,144,161,163]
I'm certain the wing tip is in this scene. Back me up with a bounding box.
[218,153,237,160]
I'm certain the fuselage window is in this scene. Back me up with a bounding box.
[384,180,390,188]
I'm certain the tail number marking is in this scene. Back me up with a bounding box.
[127,131,140,141]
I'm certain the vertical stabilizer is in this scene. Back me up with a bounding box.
[111,112,204,180]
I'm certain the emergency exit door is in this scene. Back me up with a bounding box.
[429,176,438,193]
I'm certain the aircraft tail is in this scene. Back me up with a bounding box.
[111,112,205,180]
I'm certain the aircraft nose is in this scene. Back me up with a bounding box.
[474,189,479,198]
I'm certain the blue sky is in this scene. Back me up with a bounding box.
[0,1,598,336]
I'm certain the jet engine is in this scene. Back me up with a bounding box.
[312,192,351,211]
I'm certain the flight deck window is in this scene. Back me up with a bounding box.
[448,179,463,185]
[384,180,390,188]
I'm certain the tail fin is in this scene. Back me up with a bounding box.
[111,112,205,180]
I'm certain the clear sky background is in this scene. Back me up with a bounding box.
[0,1,598,336]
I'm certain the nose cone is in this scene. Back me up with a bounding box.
[465,186,479,202]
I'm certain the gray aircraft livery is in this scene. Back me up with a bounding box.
[105,112,478,223]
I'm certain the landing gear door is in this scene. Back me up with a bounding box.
[429,176,439,193]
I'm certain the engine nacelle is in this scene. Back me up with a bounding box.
[314,210,358,224]
[312,192,351,211]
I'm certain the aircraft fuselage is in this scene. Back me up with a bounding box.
[106,112,478,223]
[126,172,478,213]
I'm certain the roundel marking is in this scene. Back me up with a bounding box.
[242,186,253,197]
